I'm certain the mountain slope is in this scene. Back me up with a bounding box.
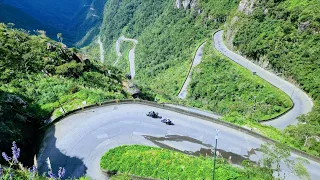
[0,3,45,30]
[0,23,128,165]
[0,0,106,46]
[96,0,239,96]
[226,0,320,156]
[90,0,319,157]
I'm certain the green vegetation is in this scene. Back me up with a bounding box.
[230,0,320,157]
[101,145,268,179]
[115,41,133,74]
[0,0,106,46]
[0,23,128,165]
[86,0,319,158]
[187,43,292,124]
[96,0,293,123]
[91,0,320,157]
[101,145,309,180]
[81,38,101,62]
[96,0,239,97]
[0,167,90,180]
[0,142,91,180]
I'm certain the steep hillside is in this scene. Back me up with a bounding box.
[93,0,290,122]
[0,23,128,165]
[0,3,47,32]
[227,0,320,156]
[0,0,106,46]
[95,0,239,97]
[188,43,292,123]
[88,0,319,157]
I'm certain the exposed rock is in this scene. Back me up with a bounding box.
[264,8,268,15]
[238,0,256,15]
[73,53,82,63]
[46,43,56,52]
[298,21,310,31]
[72,53,89,63]
[176,0,198,10]
[225,16,239,50]
[176,0,182,8]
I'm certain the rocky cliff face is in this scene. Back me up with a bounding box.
[238,0,256,15]
[176,0,198,10]
[225,0,257,49]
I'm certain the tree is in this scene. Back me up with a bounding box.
[259,142,310,180]
[7,23,15,28]
[57,33,63,43]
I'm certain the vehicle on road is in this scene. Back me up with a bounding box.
[146,111,162,118]
[161,118,174,125]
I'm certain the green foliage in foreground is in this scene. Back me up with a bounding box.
[230,0,320,157]
[0,23,128,165]
[187,43,292,124]
[101,145,274,180]
[0,168,90,180]
[0,142,90,180]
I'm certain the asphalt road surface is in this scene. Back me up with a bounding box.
[214,30,313,130]
[37,31,317,180]
[37,104,320,180]
[114,36,137,78]
[97,36,104,63]
[178,43,206,99]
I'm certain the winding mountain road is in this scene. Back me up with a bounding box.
[214,30,313,129]
[37,31,317,180]
[97,36,104,63]
[37,103,320,180]
[114,36,138,78]
[178,43,206,99]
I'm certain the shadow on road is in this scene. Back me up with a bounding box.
[37,126,87,179]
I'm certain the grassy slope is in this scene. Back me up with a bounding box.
[101,145,272,180]
[85,0,317,156]
[187,43,292,124]
[96,0,240,96]
[86,0,301,152]
[229,0,320,156]
[115,41,133,74]
[134,6,208,96]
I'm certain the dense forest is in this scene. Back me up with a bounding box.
[230,0,320,156]
[0,23,128,165]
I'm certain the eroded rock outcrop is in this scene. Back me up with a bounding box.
[176,0,182,8]
[176,0,198,10]
[238,0,256,15]
[298,21,311,31]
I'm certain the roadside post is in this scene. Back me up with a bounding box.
[213,129,219,180]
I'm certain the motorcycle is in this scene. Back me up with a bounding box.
[161,118,174,125]
[146,111,162,118]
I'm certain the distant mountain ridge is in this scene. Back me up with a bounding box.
[0,0,107,46]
